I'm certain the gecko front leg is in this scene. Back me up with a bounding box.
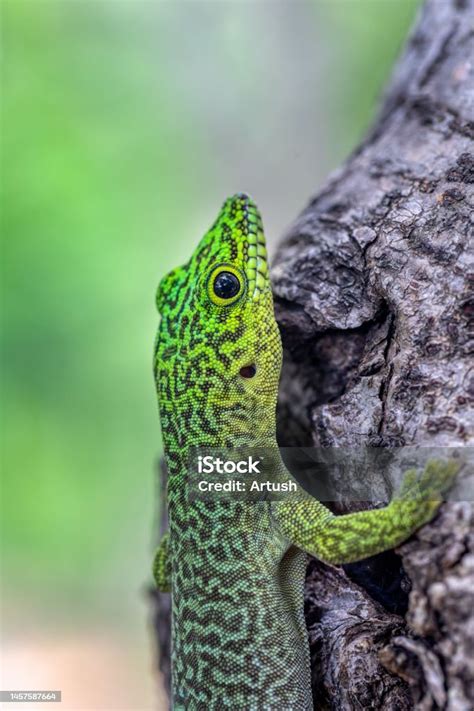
[272,460,459,565]
[153,531,171,592]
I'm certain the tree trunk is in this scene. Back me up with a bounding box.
[151,0,473,707]
[273,0,473,708]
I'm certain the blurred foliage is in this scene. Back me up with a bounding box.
[1,0,201,607]
[319,0,419,149]
[1,0,419,615]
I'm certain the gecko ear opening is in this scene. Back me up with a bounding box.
[156,266,186,315]
[240,364,257,378]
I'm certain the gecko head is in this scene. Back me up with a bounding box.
[155,194,282,441]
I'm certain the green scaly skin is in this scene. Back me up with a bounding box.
[153,194,457,710]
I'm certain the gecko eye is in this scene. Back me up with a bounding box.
[213,271,240,299]
[207,264,245,306]
[239,364,257,378]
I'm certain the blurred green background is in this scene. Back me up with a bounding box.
[1,1,418,708]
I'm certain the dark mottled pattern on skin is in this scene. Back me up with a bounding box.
[153,194,457,710]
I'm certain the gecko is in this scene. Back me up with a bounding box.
[152,193,457,710]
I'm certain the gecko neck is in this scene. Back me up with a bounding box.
[160,395,279,476]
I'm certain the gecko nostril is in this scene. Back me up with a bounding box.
[239,364,257,379]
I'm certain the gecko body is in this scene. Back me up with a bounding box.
[153,194,456,710]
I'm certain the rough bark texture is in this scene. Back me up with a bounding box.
[273,0,474,708]
[151,0,473,707]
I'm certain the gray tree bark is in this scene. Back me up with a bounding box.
[274,0,473,708]
[151,0,473,708]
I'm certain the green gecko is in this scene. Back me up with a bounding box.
[153,194,457,710]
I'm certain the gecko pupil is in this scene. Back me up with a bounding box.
[213,271,240,299]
